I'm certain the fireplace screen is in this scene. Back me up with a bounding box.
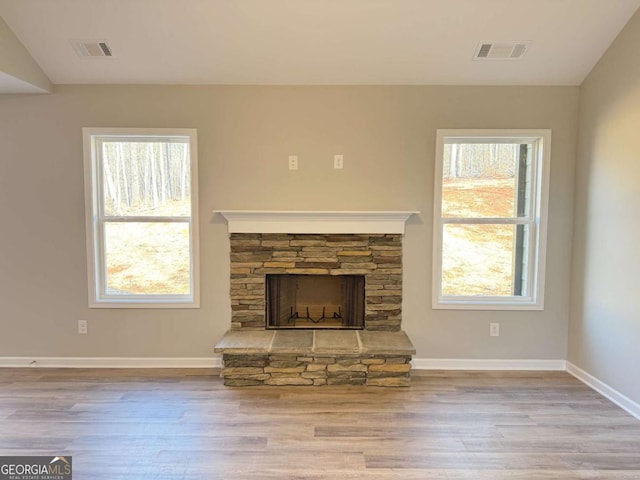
[266,274,365,329]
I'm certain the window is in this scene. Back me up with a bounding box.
[433,129,550,309]
[83,128,199,307]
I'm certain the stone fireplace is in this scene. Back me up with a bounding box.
[214,211,418,386]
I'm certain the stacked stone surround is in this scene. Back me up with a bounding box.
[223,354,411,387]
[230,233,402,331]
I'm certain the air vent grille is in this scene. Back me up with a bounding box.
[72,40,114,58]
[474,42,529,60]
[477,44,492,58]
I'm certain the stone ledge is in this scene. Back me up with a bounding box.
[214,330,275,354]
[214,329,415,356]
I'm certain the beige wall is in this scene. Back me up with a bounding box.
[0,84,578,359]
[570,10,640,403]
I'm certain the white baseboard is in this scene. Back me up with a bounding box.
[566,362,640,420]
[411,358,566,371]
[0,356,222,369]
[1,356,565,371]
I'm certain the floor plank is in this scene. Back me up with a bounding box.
[0,368,638,479]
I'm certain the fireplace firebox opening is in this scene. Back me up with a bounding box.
[266,274,365,329]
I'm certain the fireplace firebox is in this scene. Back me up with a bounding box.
[266,274,365,329]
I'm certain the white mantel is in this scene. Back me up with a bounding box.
[214,210,419,234]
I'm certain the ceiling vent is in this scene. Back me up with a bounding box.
[72,40,113,58]
[473,42,529,60]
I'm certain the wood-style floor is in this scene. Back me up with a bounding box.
[0,368,639,479]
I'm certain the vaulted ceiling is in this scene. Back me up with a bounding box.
[1,0,639,93]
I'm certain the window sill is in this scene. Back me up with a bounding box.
[433,300,543,311]
[89,300,200,309]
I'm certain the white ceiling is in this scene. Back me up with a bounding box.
[1,0,639,88]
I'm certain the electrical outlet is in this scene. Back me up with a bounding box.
[78,319,88,335]
[334,154,344,169]
[288,155,298,170]
[490,322,499,337]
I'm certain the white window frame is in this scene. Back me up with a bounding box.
[83,127,200,308]
[432,129,551,310]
